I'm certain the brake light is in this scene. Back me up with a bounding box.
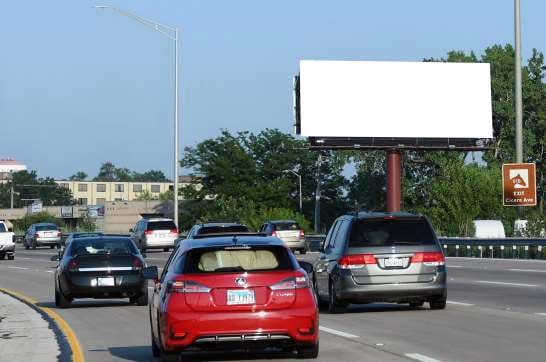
[167,280,211,294]
[132,257,143,271]
[68,258,78,272]
[412,252,445,266]
[299,229,305,238]
[144,230,153,235]
[270,274,309,290]
[338,254,376,269]
[271,231,278,237]
[170,228,179,235]
[34,233,39,239]
[57,231,62,237]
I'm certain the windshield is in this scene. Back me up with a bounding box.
[274,222,300,231]
[36,224,58,231]
[147,221,177,230]
[183,245,294,273]
[71,238,138,256]
[349,219,436,247]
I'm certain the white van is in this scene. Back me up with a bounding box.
[472,220,505,238]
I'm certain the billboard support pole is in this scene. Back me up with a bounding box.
[386,150,402,212]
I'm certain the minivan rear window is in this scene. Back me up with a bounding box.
[349,219,436,247]
[273,222,300,231]
[183,246,294,273]
[147,221,177,230]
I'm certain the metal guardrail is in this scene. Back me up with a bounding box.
[305,235,546,260]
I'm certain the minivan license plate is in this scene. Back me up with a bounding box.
[97,277,115,286]
[384,258,404,267]
[227,289,255,305]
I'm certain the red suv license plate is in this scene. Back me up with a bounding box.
[227,289,255,305]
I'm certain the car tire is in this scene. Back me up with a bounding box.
[7,255,14,260]
[0,254,5,260]
[24,243,29,250]
[31,240,37,250]
[151,332,160,357]
[297,341,319,359]
[135,289,148,306]
[328,280,347,314]
[430,299,447,310]
[55,288,72,309]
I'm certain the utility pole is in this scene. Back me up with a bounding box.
[10,183,14,209]
[314,154,322,234]
[514,0,523,163]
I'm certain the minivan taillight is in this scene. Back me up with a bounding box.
[34,233,40,239]
[57,230,62,237]
[68,259,78,272]
[170,228,179,235]
[167,280,211,294]
[412,252,445,266]
[271,231,278,237]
[338,254,376,269]
[299,229,305,239]
[144,230,153,235]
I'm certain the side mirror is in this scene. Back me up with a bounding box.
[50,255,60,262]
[142,266,159,281]
[319,241,325,253]
[129,228,134,233]
[298,261,314,275]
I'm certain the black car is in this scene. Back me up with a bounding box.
[186,222,250,239]
[314,211,447,313]
[53,235,148,308]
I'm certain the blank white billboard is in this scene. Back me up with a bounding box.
[299,60,493,139]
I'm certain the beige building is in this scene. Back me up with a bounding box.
[55,178,192,205]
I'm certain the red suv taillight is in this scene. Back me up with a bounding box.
[338,254,376,269]
[412,251,445,266]
[68,258,78,272]
[270,273,310,290]
[167,280,211,294]
[132,257,143,271]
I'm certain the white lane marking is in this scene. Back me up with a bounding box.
[534,313,546,317]
[319,326,359,339]
[447,300,475,306]
[7,266,29,270]
[509,268,546,273]
[405,353,444,362]
[448,265,463,268]
[476,280,539,287]
[448,257,546,263]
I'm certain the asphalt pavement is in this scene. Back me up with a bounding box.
[1,246,546,362]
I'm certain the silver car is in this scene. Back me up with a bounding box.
[314,212,447,313]
[260,220,306,254]
[24,223,62,249]
[130,218,178,252]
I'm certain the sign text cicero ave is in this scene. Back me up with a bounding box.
[502,163,537,206]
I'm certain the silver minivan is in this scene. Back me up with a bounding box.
[314,212,447,313]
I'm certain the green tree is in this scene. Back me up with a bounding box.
[94,162,116,182]
[135,190,156,201]
[68,171,87,181]
[0,171,72,208]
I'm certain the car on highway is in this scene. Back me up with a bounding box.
[23,223,62,249]
[186,222,250,239]
[314,211,447,313]
[260,220,306,254]
[0,220,15,260]
[145,235,319,360]
[53,235,149,308]
[130,218,178,252]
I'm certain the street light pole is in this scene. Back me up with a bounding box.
[285,170,302,213]
[314,155,322,234]
[94,5,180,228]
[514,0,523,163]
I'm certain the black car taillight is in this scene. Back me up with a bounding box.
[132,257,143,271]
[68,258,78,272]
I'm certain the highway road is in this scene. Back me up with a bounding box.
[1,246,546,362]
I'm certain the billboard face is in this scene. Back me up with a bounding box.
[502,163,537,206]
[298,60,493,139]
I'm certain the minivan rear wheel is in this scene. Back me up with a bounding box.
[430,299,447,310]
[328,281,347,314]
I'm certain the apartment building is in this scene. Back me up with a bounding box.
[55,176,194,205]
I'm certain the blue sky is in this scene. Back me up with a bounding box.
[1,0,545,179]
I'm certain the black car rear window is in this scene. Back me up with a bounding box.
[182,245,294,273]
[197,225,249,235]
[349,219,436,247]
[70,238,138,256]
[273,222,300,231]
[147,221,176,230]
[36,224,58,231]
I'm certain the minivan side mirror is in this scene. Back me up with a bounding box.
[319,241,325,253]
[142,266,159,281]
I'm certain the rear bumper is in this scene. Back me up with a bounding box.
[162,307,318,352]
[0,244,15,252]
[142,238,176,249]
[281,239,306,250]
[335,271,447,303]
[64,273,146,298]
[36,237,61,245]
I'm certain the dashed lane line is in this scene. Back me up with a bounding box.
[509,268,546,273]
[319,326,359,339]
[475,280,539,288]
[447,300,475,306]
[405,353,444,362]
[534,313,546,317]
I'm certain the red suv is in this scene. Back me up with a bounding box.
[144,235,319,360]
